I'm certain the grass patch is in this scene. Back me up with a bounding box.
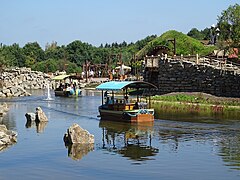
[152,93,240,107]
[150,92,240,120]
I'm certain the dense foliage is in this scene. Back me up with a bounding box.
[187,28,211,41]
[136,30,215,58]
[187,3,240,50]
[217,3,240,48]
[0,31,218,73]
[1,3,239,73]
[0,35,156,73]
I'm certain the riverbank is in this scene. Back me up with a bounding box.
[151,92,240,120]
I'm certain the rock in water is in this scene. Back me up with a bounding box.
[35,107,48,122]
[63,123,94,144]
[0,124,17,151]
[25,112,36,122]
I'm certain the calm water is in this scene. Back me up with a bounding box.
[0,89,240,180]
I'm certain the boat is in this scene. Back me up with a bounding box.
[52,74,82,97]
[96,81,157,123]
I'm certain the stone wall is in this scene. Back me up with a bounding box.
[144,59,240,97]
[0,67,51,97]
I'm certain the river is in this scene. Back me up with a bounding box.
[0,89,240,180]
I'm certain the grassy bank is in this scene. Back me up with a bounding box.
[151,92,240,120]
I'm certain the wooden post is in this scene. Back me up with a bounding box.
[173,38,176,56]
[85,60,88,83]
[101,90,104,105]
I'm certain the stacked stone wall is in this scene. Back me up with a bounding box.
[0,67,51,97]
[144,59,240,97]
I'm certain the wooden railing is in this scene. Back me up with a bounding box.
[144,55,240,74]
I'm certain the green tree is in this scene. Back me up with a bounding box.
[7,43,25,67]
[66,40,94,65]
[187,28,204,40]
[23,42,45,67]
[187,28,211,41]
[0,45,19,67]
[25,54,36,67]
[218,3,240,47]
[45,42,66,60]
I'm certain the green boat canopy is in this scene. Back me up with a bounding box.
[52,75,70,80]
[96,81,157,91]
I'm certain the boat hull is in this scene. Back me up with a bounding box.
[54,90,81,97]
[99,108,154,123]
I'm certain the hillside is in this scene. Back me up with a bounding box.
[136,30,215,58]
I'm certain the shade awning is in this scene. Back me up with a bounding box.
[96,81,157,91]
[51,75,70,80]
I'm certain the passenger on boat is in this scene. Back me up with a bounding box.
[108,96,114,104]
[66,85,72,91]
[106,97,110,105]
[104,91,108,97]
[133,102,139,109]
[124,96,128,103]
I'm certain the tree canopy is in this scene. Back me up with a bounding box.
[0,3,239,73]
[217,3,240,48]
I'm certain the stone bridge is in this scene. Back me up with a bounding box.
[144,56,240,97]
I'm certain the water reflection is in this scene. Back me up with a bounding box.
[64,143,94,161]
[154,119,240,171]
[0,142,17,152]
[0,104,17,130]
[218,133,240,170]
[25,120,48,133]
[99,120,159,163]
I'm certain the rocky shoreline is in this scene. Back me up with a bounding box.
[0,67,52,150]
[0,124,17,151]
[0,102,17,151]
[0,67,52,98]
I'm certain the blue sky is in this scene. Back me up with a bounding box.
[0,0,239,48]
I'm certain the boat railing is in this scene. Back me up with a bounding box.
[104,101,149,111]
[137,102,148,109]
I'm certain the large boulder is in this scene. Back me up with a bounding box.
[0,124,17,151]
[63,123,94,144]
[25,108,48,133]
[25,112,36,122]
[35,107,48,122]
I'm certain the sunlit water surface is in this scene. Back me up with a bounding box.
[0,89,240,180]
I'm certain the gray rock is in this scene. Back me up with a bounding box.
[0,124,17,151]
[6,93,13,97]
[0,93,6,98]
[13,91,22,97]
[10,86,19,94]
[35,107,48,122]
[63,123,94,144]
[0,67,51,97]
[0,124,7,132]
[2,88,10,94]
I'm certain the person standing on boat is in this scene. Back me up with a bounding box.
[124,96,129,103]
